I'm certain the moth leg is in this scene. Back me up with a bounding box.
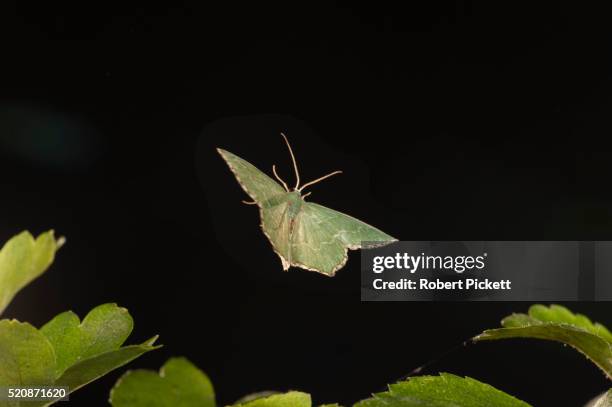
[242,200,258,205]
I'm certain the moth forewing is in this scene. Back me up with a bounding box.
[216,148,286,206]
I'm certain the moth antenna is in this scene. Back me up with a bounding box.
[272,164,289,192]
[242,200,258,205]
[302,191,312,199]
[280,132,301,190]
[298,170,342,192]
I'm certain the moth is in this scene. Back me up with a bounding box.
[217,134,396,276]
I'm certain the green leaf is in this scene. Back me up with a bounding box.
[474,304,612,379]
[0,320,56,387]
[235,392,329,406]
[591,390,612,407]
[110,357,214,407]
[48,337,159,406]
[41,303,134,377]
[0,305,158,406]
[230,391,311,407]
[40,303,134,377]
[39,311,81,377]
[234,392,280,404]
[354,373,531,407]
[0,230,63,315]
[79,303,134,358]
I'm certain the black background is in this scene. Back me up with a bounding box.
[2,2,611,406]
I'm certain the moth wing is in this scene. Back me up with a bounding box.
[217,148,286,205]
[290,202,396,276]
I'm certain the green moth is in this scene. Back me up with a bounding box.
[217,134,396,276]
